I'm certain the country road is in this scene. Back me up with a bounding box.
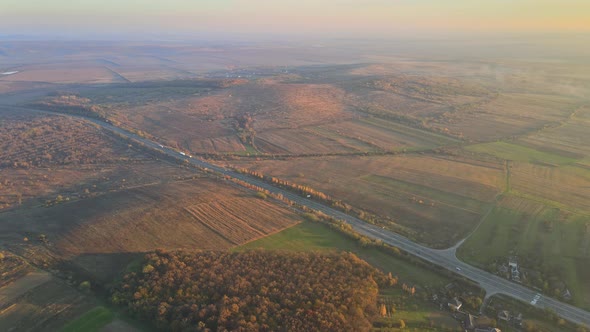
[2,104,590,327]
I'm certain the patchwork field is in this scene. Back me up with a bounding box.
[341,74,492,122]
[49,73,474,156]
[254,127,360,154]
[28,61,585,159]
[466,141,580,166]
[254,116,457,155]
[230,154,505,247]
[365,75,493,106]
[2,48,590,329]
[518,105,590,160]
[433,93,579,141]
[0,178,301,283]
[65,80,356,155]
[458,195,590,310]
[353,88,449,118]
[0,251,35,288]
[0,256,95,332]
[184,197,302,245]
[510,163,590,212]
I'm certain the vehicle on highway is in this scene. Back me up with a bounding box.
[456,267,461,271]
[179,152,186,156]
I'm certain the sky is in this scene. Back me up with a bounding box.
[1,0,589,39]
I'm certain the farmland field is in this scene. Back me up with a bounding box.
[230,154,504,247]
[237,221,452,289]
[0,250,35,287]
[60,306,114,332]
[458,195,590,310]
[352,88,449,118]
[254,116,455,155]
[2,40,590,330]
[256,126,369,154]
[365,75,492,104]
[510,163,590,212]
[432,93,580,141]
[48,72,473,156]
[518,105,590,160]
[184,197,302,245]
[66,80,355,155]
[0,252,96,332]
[466,141,580,165]
[0,271,95,332]
[0,177,301,283]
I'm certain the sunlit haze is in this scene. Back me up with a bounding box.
[2,0,590,39]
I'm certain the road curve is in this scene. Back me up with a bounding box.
[2,104,589,327]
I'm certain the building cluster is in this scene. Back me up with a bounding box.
[428,281,532,332]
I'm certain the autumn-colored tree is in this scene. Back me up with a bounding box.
[399,319,406,328]
[112,250,388,332]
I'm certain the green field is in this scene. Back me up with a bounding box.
[237,221,451,288]
[466,141,579,165]
[60,306,114,332]
[457,195,590,310]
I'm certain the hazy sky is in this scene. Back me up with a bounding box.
[2,0,589,39]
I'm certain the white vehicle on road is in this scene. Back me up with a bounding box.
[179,152,186,156]
[456,267,461,271]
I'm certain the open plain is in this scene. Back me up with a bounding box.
[1,39,590,331]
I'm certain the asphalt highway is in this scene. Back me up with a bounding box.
[2,104,589,327]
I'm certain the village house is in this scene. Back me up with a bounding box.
[448,297,462,311]
[497,310,510,322]
[465,314,476,330]
[508,257,520,282]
